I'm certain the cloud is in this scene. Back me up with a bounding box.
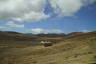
[30,28,63,34]
[0,26,7,29]
[0,0,95,22]
[49,0,94,16]
[0,0,49,22]
[31,28,47,34]
[14,12,50,22]
[81,30,91,33]
[6,21,24,28]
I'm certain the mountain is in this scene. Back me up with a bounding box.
[0,31,66,40]
[0,31,96,64]
[37,33,66,37]
[0,31,37,41]
[67,32,84,36]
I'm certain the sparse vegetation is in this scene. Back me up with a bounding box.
[0,31,96,64]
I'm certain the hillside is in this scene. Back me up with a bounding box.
[0,31,96,64]
[0,31,65,41]
[0,31,65,46]
[0,31,37,41]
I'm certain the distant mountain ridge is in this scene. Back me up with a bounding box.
[0,30,96,41]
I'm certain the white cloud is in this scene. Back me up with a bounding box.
[0,0,49,22]
[0,26,7,29]
[30,28,63,34]
[6,21,24,28]
[81,30,91,33]
[14,12,50,22]
[31,28,47,34]
[49,0,94,16]
[0,0,95,22]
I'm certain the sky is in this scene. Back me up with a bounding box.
[0,0,96,34]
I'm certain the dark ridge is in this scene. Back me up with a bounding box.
[36,33,66,37]
[0,30,96,41]
[0,31,21,34]
[67,32,84,36]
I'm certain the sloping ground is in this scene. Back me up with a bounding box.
[0,31,37,41]
[0,31,96,64]
[0,31,65,45]
[0,31,65,41]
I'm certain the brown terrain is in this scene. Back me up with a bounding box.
[0,31,96,64]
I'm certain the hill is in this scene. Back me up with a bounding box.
[0,31,96,64]
[0,31,65,46]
